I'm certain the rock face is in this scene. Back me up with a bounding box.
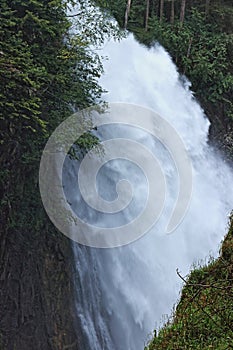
[0,223,79,350]
[203,99,233,163]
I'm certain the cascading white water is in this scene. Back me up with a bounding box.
[63,34,233,349]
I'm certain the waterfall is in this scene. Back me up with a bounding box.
[63,34,233,349]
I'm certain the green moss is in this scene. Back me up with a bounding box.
[145,215,233,350]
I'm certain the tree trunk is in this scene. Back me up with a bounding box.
[160,0,164,23]
[180,0,186,25]
[145,0,150,31]
[205,0,211,18]
[170,0,175,24]
[187,37,193,58]
[124,0,132,29]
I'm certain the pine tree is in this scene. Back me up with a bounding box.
[0,1,120,348]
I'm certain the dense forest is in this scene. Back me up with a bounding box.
[0,0,232,349]
[0,1,119,348]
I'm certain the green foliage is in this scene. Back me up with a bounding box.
[96,0,233,157]
[68,132,100,160]
[0,0,120,231]
[147,9,233,119]
[145,215,233,349]
[95,0,127,28]
[0,3,122,344]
